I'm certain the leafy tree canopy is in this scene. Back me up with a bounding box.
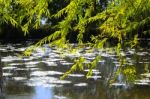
[0,0,149,46]
[0,0,150,81]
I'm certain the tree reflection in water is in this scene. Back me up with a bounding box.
[0,44,149,99]
[0,56,5,99]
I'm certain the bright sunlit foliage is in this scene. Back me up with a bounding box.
[0,0,149,80]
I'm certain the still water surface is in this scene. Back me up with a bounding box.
[0,43,150,99]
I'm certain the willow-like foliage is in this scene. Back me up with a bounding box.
[0,0,149,80]
[0,0,50,34]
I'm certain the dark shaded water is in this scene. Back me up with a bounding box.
[0,43,150,99]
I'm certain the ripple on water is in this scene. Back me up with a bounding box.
[84,69,99,72]
[0,48,6,51]
[30,71,49,76]
[83,53,96,57]
[98,60,105,63]
[47,71,64,75]
[141,73,150,78]
[113,61,120,64]
[16,68,29,71]
[25,61,40,65]
[43,61,58,66]
[26,82,63,88]
[88,76,102,80]
[60,62,74,66]
[83,60,91,64]
[21,57,35,61]
[26,65,37,68]
[3,66,17,70]
[28,77,72,85]
[135,79,150,83]
[84,69,101,75]
[13,77,27,81]
[65,52,81,58]
[92,71,101,75]
[3,56,22,61]
[68,74,84,77]
[74,83,88,87]
[29,76,57,82]
[48,54,60,58]
[31,71,64,76]
[54,95,68,99]
[47,80,72,84]
[134,82,149,86]
[101,53,109,57]
[86,57,95,60]
[111,83,126,87]
[43,57,63,62]
[139,62,150,64]
[136,52,149,56]
[14,48,26,52]
[3,73,13,77]
[43,84,63,88]
[29,68,40,71]
[8,63,23,66]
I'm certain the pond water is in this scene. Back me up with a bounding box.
[0,42,150,99]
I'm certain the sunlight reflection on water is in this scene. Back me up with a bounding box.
[0,43,150,99]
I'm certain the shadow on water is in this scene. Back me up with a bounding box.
[0,42,150,99]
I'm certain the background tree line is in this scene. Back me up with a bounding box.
[0,0,149,45]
